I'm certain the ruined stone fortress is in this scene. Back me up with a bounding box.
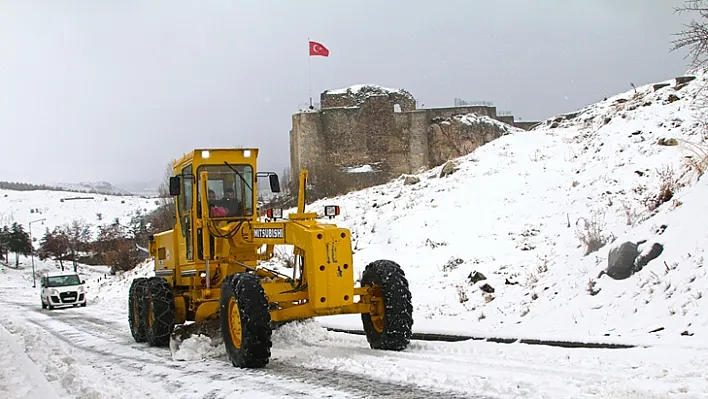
[289,85,540,197]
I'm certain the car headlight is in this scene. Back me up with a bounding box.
[77,286,85,293]
[49,289,58,295]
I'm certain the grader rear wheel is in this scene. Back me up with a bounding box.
[128,277,148,343]
[219,272,272,368]
[360,259,413,351]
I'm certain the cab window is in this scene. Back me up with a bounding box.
[196,164,254,219]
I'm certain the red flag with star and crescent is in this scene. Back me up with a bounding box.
[309,40,329,57]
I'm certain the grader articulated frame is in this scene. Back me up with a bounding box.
[127,148,413,368]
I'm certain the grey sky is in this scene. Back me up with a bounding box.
[0,0,695,188]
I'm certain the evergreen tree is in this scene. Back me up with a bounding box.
[0,226,10,263]
[8,223,32,267]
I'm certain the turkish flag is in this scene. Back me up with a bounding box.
[309,41,329,57]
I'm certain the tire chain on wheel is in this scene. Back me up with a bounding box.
[128,277,148,343]
[142,276,176,347]
[220,272,273,368]
[360,259,414,351]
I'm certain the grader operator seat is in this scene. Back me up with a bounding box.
[219,188,244,217]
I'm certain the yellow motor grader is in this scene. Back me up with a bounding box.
[128,148,413,368]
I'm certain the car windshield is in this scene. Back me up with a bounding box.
[47,275,81,287]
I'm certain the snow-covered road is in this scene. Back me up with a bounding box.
[1,276,706,399]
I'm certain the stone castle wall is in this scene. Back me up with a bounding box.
[290,85,540,198]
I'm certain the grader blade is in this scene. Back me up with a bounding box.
[169,319,223,359]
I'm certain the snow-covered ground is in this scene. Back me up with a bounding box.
[1,258,707,398]
[1,70,708,398]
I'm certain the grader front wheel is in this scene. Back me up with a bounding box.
[219,273,272,369]
[360,260,413,351]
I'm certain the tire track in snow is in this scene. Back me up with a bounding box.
[32,315,477,399]
[14,316,357,398]
[2,298,478,398]
[262,363,487,399]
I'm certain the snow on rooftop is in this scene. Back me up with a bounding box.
[454,113,526,134]
[44,270,82,277]
[325,84,413,97]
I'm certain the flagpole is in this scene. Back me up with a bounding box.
[308,37,313,109]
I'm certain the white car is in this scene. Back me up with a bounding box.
[40,271,87,309]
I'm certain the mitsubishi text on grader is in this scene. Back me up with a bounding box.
[127,148,413,368]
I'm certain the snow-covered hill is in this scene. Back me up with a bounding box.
[0,188,160,238]
[295,69,708,344]
[49,181,133,196]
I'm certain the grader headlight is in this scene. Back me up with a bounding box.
[324,205,340,219]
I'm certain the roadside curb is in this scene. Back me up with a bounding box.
[325,327,637,349]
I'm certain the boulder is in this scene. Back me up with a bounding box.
[657,137,678,146]
[606,241,640,280]
[653,83,670,91]
[403,175,420,185]
[439,161,458,178]
[635,243,664,270]
[468,271,487,284]
[675,76,696,85]
[604,240,665,280]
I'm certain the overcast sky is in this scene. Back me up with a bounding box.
[0,0,697,188]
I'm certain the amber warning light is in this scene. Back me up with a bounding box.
[324,205,340,219]
[266,208,283,219]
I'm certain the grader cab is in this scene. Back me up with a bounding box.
[128,148,413,368]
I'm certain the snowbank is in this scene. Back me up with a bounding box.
[0,322,63,399]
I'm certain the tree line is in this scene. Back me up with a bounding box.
[35,208,167,274]
[0,201,175,274]
[0,181,134,196]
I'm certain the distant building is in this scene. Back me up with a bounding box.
[290,84,540,198]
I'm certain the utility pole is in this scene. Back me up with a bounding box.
[29,218,46,288]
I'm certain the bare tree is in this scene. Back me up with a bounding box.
[157,160,175,198]
[64,220,92,271]
[281,167,292,194]
[672,1,708,67]
[147,161,177,235]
